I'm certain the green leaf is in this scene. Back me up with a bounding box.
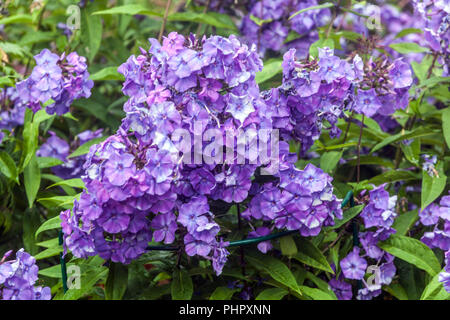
[35,215,62,239]
[421,270,450,300]
[24,155,41,208]
[255,59,282,84]
[392,210,418,236]
[246,253,301,294]
[320,151,343,173]
[82,7,103,62]
[0,151,18,183]
[47,178,86,190]
[442,107,450,149]
[421,162,447,210]
[299,286,335,300]
[37,157,64,169]
[90,66,124,81]
[395,28,423,39]
[330,205,364,230]
[389,42,429,54]
[339,7,369,18]
[171,269,193,300]
[334,31,362,41]
[93,4,162,17]
[293,239,334,274]
[22,209,40,255]
[209,287,237,300]
[400,138,420,166]
[20,117,39,172]
[68,136,107,158]
[0,42,28,58]
[383,283,409,300]
[344,156,394,168]
[289,3,334,20]
[168,12,237,31]
[249,15,272,26]
[317,142,357,151]
[279,235,298,257]
[37,195,79,209]
[34,246,62,260]
[371,127,438,153]
[304,272,337,299]
[39,264,66,278]
[379,234,441,276]
[255,288,288,300]
[63,268,108,300]
[105,263,129,300]
[36,237,59,249]
[309,38,334,58]
[417,76,450,90]
[411,55,433,82]
[0,14,33,25]
[367,170,419,186]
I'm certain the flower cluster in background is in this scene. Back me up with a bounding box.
[16,49,93,115]
[37,129,103,180]
[240,0,330,58]
[0,249,51,300]
[0,86,25,144]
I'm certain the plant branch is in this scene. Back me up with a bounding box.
[356,114,364,183]
[158,0,172,43]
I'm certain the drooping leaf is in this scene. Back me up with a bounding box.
[442,107,450,149]
[24,155,41,208]
[246,253,301,294]
[389,42,429,54]
[209,287,237,300]
[81,7,103,62]
[0,151,18,183]
[255,288,289,300]
[171,269,193,300]
[105,263,129,300]
[93,4,162,17]
[293,239,334,274]
[255,59,282,84]
[320,151,343,173]
[289,3,334,20]
[90,66,124,81]
[392,210,418,236]
[379,234,441,276]
[330,205,364,230]
[47,178,86,190]
[35,215,62,239]
[421,270,450,300]
[68,136,107,158]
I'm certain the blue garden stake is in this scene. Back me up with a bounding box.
[59,230,68,293]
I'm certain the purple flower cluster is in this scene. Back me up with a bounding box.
[339,184,398,300]
[0,249,51,300]
[273,47,359,155]
[413,0,450,57]
[37,129,102,180]
[16,49,93,115]
[352,57,412,118]
[243,163,342,244]
[420,192,450,252]
[61,33,273,274]
[240,0,330,57]
[0,86,26,143]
